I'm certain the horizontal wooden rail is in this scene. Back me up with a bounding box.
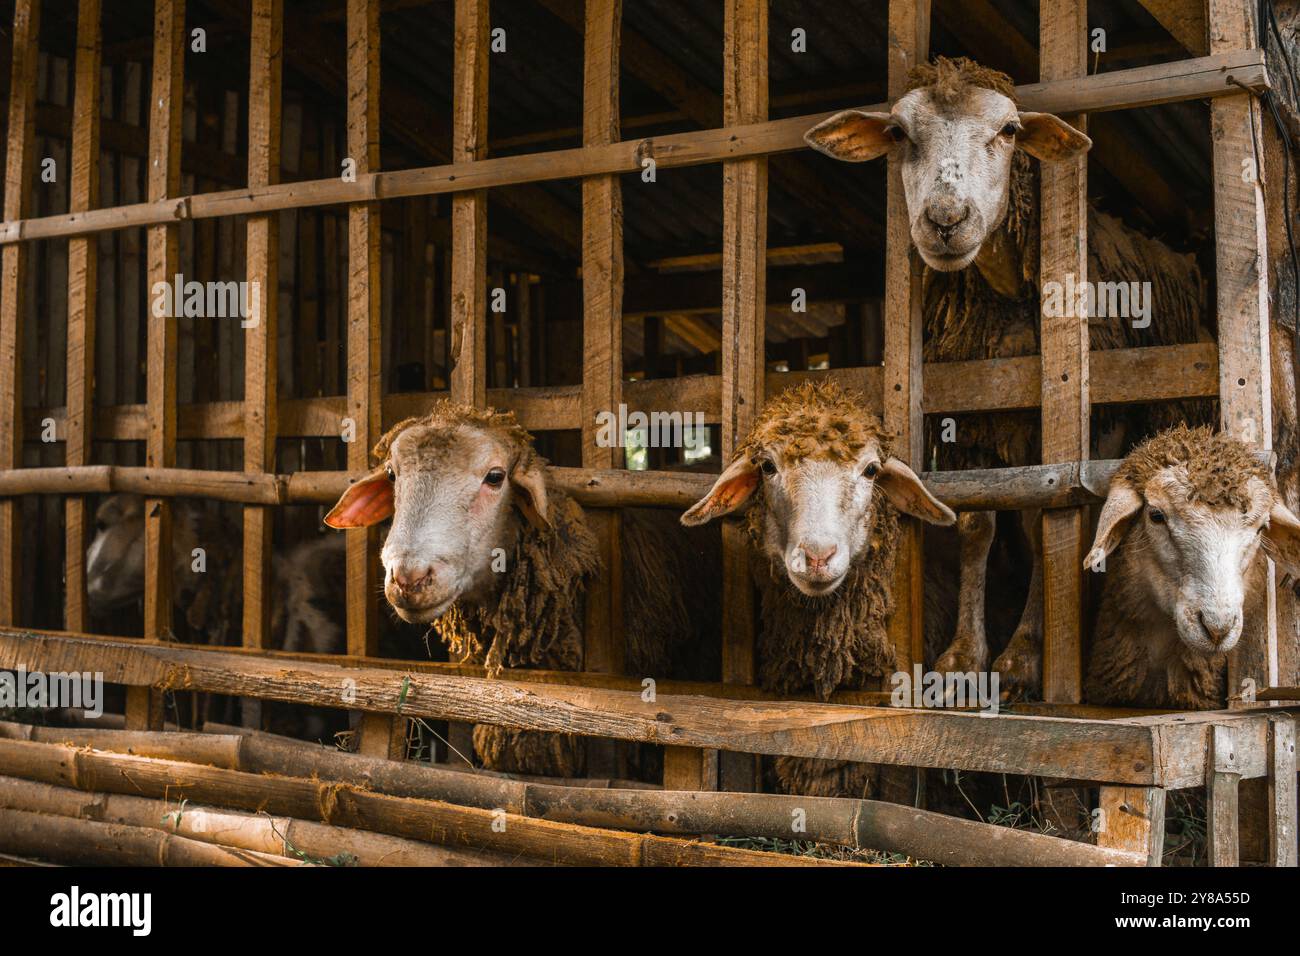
[0,52,1267,247]
[24,342,1219,441]
[0,629,1270,789]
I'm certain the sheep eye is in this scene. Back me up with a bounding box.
[385,465,395,481]
[759,459,777,477]
[1001,122,1019,137]
[484,468,507,488]
[863,462,881,479]
[1148,508,1166,524]
[887,124,906,143]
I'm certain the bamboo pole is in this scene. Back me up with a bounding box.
[0,737,853,867]
[0,775,520,867]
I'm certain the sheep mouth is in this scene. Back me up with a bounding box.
[386,591,457,623]
[788,570,848,598]
[915,243,981,272]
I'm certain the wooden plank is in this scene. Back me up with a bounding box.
[1097,785,1165,866]
[1206,723,1242,866]
[1267,714,1297,867]
[63,0,101,634]
[1039,0,1088,703]
[0,0,40,626]
[715,0,768,794]
[883,0,929,673]
[449,0,488,409]
[1210,0,1276,703]
[345,0,381,660]
[1136,0,1208,57]
[0,52,1269,246]
[242,0,282,660]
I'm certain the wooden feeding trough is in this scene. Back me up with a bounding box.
[0,0,1297,866]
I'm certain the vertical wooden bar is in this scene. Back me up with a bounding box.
[240,0,282,732]
[581,0,625,780]
[712,0,767,794]
[1038,0,1088,703]
[63,0,101,633]
[346,0,400,758]
[130,0,184,730]
[1267,715,1297,867]
[1097,785,1166,867]
[1206,723,1242,867]
[440,0,490,766]
[449,0,488,409]
[883,0,929,678]
[1210,0,1276,701]
[0,0,40,626]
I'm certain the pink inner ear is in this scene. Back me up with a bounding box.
[324,474,394,528]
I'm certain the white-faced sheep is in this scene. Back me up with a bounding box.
[1083,425,1300,709]
[323,400,719,778]
[683,380,957,796]
[804,56,1214,699]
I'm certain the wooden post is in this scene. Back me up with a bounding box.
[449,0,488,409]
[63,0,101,633]
[713,0,768,794]
[130,0,185,731]
[1266,715,1297,867]
[240,0,282,731]
[1206,723,1242,866]
[883,0,928,675]
[345,0,400,759]
[1211,0,1277,702]
[581,0,625,780]
[440,0,490,765]
[1097,785,1165,866]
[1039,0,1088,703]
[0,0,40,626]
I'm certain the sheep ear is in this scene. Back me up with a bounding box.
[1083,476,1142,571]
[1016,112,1091,162]
[875,458,956,526]
[1263,500,1300,574]
[324,470,394,529]
[804,110,896,163]
[682,457,760,526]
[510,458,551,532]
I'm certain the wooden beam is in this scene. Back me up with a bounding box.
[449,0,488,408]
[1211,0,1276,702]
[63,0,101,634]
[883,0,929,674]
[0,0,40,626]
[1266,714,1297,867]
[714,0,768,794]
[1206,723,1242,866]
[1039,0,1088,703]
[1137,0,1207,57]
[1096,785,1165,866]
[0,53,1268,247]
[242,0,282,663]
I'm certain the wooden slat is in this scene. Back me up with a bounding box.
[1266,714,1297,867]
[1096,785,1165,866]
[1206,723,1242,866]
[1039,0,1088,703]
[0,0,40,625]
[883,0,929,673]
[449,0,488,409]
[580,0,625,695]
[63,0,101,633]
[713,0,768,794]
[242,0,282,659]
[1210,0,1276,702]
[0,52,1269,247]
[345,0,381,660]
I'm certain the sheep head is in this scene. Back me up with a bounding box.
[324,401,551,624]
[1085,425,1300,655]
[85,494,149,613]
[682,381,955,597]
[804,56,1089,272]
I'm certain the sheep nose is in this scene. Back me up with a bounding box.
[803,543,838,571]
[1198,609,1239,646]
[927,203,969,240]
[391,564,434,594]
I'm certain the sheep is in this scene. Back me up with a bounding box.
[323,399,719,778]
[1083,425,1300,710]
[804,56,1214,699]
[682,380,957,797]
